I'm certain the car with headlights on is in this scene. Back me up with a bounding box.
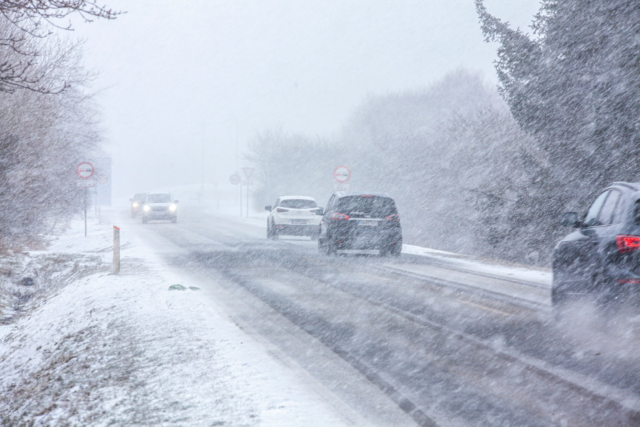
[318,192,402,256]
[141,193,178,224]
[553,181,640,306]
[265,196,322,239]
[130,193,147,217]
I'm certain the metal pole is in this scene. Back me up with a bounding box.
[113,226,120,274]
[246,181,249,217]
[84,187,87,237]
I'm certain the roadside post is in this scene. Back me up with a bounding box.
[113,226,120,274]
[229,173,241,216]
[333,165,351,191]
[76,162,95,237]
[242,167,254,218]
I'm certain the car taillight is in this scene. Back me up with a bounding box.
[616,235,640,253]
[331,213,350,220]
[385,214,400,221]
[276,208,289,213]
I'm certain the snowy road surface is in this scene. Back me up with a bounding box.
[132,205,640,426]
[1,203,640,426]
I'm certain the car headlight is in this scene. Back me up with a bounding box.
[169,204,177,212]
[143,205,151,212]
[132,202,139,208]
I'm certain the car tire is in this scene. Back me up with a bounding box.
[267,220,272,239]
[325,238,336,256]
[390,241,402,257]
[142,216,148,224]
[270,221,279,240]
[310,228,319,241]
[171,216,177,223]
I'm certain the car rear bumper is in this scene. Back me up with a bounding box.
[330,231,402,250]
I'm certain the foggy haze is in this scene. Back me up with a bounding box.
[70,0,540,197]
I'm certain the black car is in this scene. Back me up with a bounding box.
[552,182,640,305]
[130,192,147,217]
[317,192,402,256]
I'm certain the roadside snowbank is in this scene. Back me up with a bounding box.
[0,216,356,426]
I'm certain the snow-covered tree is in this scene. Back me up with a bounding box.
[477,0,640,206]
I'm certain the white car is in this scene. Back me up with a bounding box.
[265,196,322,239]
[142,192,178,223]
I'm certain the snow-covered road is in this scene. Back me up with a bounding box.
[1,203,640,426]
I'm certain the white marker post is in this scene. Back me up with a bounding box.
[229,173,241,216]
[113,225,120,274]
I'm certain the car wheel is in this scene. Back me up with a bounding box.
[171,216,177,223]
[551,284,568,307]
[310,228,319,241]
[270,221,279,240]
[142,216,148,224]
[325,238,336,256]
[390,240,402,257]
[267,220,272,239]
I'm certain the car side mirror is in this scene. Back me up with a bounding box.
[315,207,324,215]
[265,205,272,211]
[560,212,581,228]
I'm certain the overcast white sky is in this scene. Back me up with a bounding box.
[70,0,541,197]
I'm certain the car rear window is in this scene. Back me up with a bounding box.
[280,199,317,209]
[334,196,397,217]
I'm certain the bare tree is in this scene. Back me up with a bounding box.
[0,0,120,93]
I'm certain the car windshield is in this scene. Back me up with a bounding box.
[146,194,172,203]
[334,196,397,217]
[280,199,317,209]
[134,193,146,200]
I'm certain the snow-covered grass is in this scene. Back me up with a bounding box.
[0,212,358,426]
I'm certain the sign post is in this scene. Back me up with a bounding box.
[76,162,95,237]
[113,226,120,274]
[243,167,254,217]
[333,165,351,191]
[230,173,241,216]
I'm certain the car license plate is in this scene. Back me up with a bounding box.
[291,219,307,225]
[358,220,377,226]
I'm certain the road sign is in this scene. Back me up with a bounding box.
[97,174,109,185]
[242,167,254,180]
[333,165,351,183]
[229,173,241,185]
[333,183,350,191]
[77,179,96,187]
[76,162,94,179]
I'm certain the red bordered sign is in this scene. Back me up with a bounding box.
[76,162,94,179]
[333,165,350,183]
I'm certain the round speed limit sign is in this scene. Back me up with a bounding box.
[333,165,351,183]
[229,173,241,185]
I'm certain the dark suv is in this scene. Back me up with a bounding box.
[317,192,402,256]
[553,182,640,305]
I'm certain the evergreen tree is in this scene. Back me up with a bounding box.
[477,0,640,206]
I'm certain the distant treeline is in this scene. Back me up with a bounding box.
[248,0,640,266]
